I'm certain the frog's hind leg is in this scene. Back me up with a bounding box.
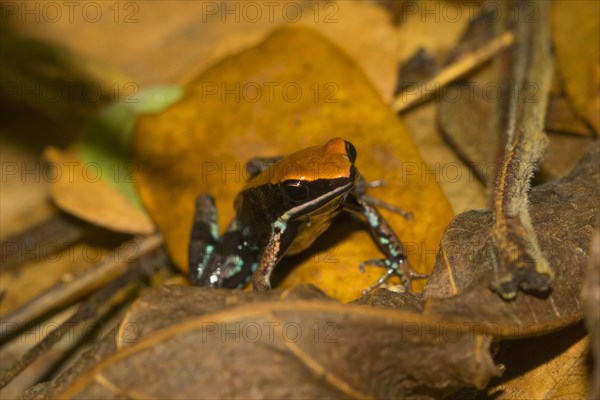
[189,194,219,285]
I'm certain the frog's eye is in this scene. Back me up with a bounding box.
[344,140,357,163]
[283,180,309,203]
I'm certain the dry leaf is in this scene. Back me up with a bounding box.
[583,227,600,399]
[551,0,600,134]
[404,101,489,214]
[434,8,502,188]
[422,144,599,337]
[30,141,598,398]
[44,147,154,235]
[437,68,499,187]
[487,325,589,399]
[131,27,453,302]
[54,285,500,399]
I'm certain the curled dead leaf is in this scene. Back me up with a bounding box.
[56,285,500,399]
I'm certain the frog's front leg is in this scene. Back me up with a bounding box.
[252,220,297,291]
[344,195,427,294]
[188,194,219,285]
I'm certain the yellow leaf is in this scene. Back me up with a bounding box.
[131,27,453,302]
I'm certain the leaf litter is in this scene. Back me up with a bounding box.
[2,1,599,398]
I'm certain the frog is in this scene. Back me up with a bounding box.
[188,137,427,294]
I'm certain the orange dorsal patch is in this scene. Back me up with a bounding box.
[246,138,354,189]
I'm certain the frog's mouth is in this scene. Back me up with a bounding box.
[284,165,358,220]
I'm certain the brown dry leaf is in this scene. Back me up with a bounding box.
[440,74,594,185]
[434,7,502,188]
[393,34,490,213]
[440,75,595,185]
[55,285,500,399]
[404,101,489,214]
[551,0,600,134]
[487,325,589,399]
[437,67,499,187]
[131,27,453,302]
[421,144,599,337]
[44,147,154,235]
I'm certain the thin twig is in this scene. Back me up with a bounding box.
[0,238,168,388]
[0,234,164,342]
[0,213,86,271]
[392,31,514,113]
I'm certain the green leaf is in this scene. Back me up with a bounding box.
[79,85,183,208]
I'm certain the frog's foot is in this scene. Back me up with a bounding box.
[358,258,428,295]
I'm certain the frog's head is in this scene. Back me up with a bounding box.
[247,137,359,221]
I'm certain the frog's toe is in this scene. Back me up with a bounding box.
[361,268,396,295]
[358,258,406,295]
[408,271,429,281]
[358,258,388,273]
[358,257,428,294]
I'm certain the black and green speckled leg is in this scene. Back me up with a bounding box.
[188,194,219,285]
[345,194,427,294]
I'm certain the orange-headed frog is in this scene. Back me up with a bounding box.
[188,138,426,294]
